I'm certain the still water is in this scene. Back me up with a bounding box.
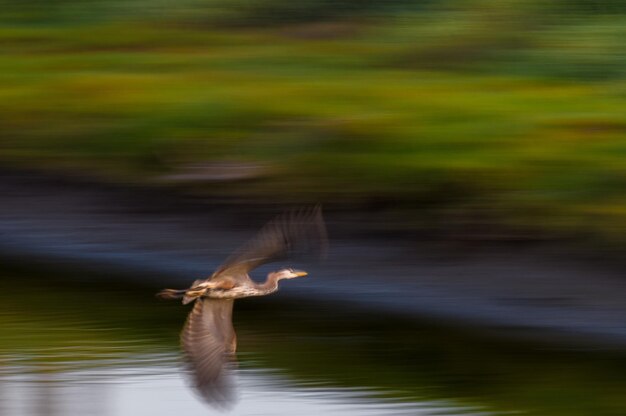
[1,268,625,416]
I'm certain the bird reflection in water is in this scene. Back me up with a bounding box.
[158,206,327,408]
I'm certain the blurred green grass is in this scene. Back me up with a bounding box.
[1,1,626,245]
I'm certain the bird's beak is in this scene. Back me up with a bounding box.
[295,271,308,277]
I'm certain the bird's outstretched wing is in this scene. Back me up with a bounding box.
[212,205,327,280]
[181,298,237,408]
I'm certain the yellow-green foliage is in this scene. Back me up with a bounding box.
[1,5,625,245]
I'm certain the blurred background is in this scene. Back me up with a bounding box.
[1,0,626,415]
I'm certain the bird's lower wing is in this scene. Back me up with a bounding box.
[181,298,236,408]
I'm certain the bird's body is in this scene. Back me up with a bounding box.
[157,207,327,407]
[161,268,306,303]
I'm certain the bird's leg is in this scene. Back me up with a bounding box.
[156,288,187,300]
[227,332,237,355]
[225,338,238,370]
[181,280,213,304]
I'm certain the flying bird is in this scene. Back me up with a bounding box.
[157,206,327,407]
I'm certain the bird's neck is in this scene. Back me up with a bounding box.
[255,273,281,294]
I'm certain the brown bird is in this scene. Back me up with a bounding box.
[157,206,327,407]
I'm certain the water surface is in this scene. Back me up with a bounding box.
[1,268,624,415]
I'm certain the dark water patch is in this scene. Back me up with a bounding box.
[1,268,625,415]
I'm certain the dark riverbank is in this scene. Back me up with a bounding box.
[1,169,625,348]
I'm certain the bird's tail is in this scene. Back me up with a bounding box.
[156,288,185,300]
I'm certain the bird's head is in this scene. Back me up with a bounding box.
[270,268,308,280]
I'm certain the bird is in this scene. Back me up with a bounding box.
[157,206,327,407]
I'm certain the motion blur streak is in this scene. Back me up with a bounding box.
[1,1,625,415]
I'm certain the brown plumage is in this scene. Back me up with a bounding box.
[157,206,327,407]
[181,298,236,406]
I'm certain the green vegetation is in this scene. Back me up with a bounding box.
[1,1,625,246]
